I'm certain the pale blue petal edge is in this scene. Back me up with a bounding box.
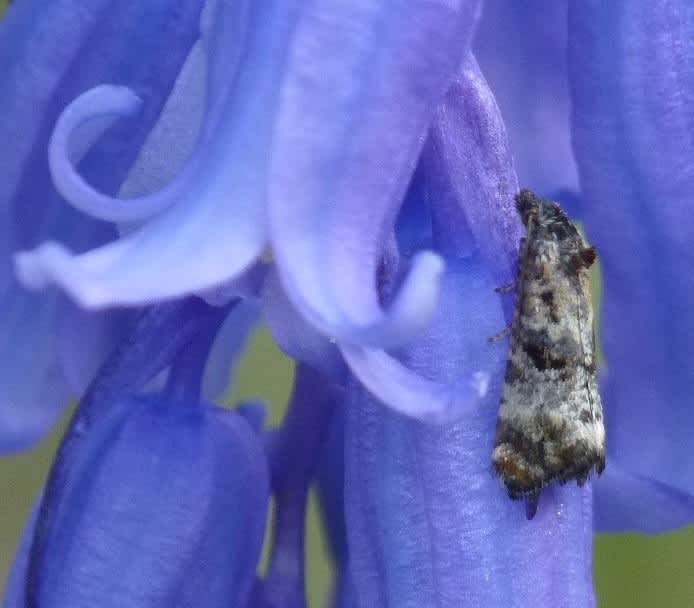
[269,0,482,349]
[14,1,302,308]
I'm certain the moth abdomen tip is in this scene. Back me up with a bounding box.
[525,494,540,520]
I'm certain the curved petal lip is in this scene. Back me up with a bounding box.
[269,1,478,351]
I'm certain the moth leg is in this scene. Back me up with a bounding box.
[488,326,512,343]
[495,282,517,294]
[576,469,591,487]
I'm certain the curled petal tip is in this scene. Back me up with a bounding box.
[15,220,265,307]
[14,244,64,291]
[14,243,111,309]
[340,343,483,423]
[292,250,445,351]
[344,249,445,349]
[62,84,143,118]
[382,249,445,338]
[48,84,186,224]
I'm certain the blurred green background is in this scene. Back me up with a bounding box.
[1,326,694,606]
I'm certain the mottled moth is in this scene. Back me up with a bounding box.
[492,190,606,519]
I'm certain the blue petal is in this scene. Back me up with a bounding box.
[594,462,694,534]
[269,0,482,349]
[257,366,340,606]
[344,255,596,607]
[315,402,354,608]
[339,56,521,422]
[266,366,338,492]
[569,2,694,530]
[23,395,268,607]
[0,289,70,452]
[15,0,302,307]
[1,0,203,252]
[115,33,205,210]
[234,400,267,435]
[339,342,488,423]
[30,296,231,490]
[2,497,41,608]
[56,301,136,395]
[201,299,260,401]
[0,293,131,452]
[422,55,523,311]
[12,299,243,606]
[263,268,347,381]
[475,0,578,196]
[0,0,203,448]
[45,86,159,223]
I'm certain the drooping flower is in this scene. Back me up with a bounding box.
[475,0,578,199]
[3,300,269,608]
[0,0,205,451]
[568,1,694,532]
[2,0,694,607]
[342,56,597,607]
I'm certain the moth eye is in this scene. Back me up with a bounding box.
[572,246,597,271]
[579,246,597,267]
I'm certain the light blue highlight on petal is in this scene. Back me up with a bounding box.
[339,343,487,423]
[47,85,177,224]
[269,0,482,350]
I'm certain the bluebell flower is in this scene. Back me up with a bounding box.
[3,300,269,607]
[568,1,694,532]
[2,0,694,607]
[0,0,205,450]
[475,0,578,199]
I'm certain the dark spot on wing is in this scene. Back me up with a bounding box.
[523,342,567,371]
[540,290,560,323]
[579,409,594,423]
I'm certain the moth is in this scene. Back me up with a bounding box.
[492,190,605,519]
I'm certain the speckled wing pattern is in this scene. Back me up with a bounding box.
[492,190,605,518]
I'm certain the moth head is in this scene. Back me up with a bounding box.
[515,189,540,226]
[516,190,571,233]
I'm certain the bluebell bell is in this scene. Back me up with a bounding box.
[3,300,269,607]
[568,2,694,532]
[2,0,694,607]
